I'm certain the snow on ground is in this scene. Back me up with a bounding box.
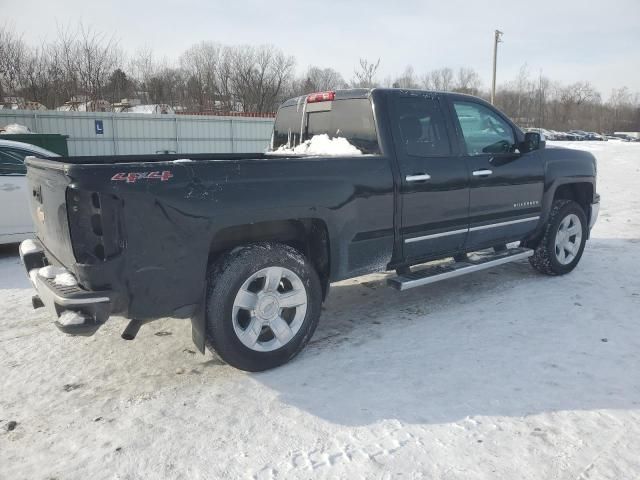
[1,141,640,479]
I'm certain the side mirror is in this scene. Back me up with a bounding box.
[522,131,546,153]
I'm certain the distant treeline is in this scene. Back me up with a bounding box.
[0,24,638,132]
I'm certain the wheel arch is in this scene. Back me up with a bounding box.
[207,218,331,299]
[524,179,595,247]
[552,182,593,214]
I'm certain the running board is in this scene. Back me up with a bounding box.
[388,247,534,291]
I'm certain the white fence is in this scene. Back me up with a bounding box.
[0,110,275,156]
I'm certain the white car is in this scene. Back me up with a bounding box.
[0,139,59,244]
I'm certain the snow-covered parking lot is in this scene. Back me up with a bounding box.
[1,141,640,479]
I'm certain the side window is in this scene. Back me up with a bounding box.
[453,101,515,155]
[0,148,28,175]
[393,96,451,156]
[272,104,302,149]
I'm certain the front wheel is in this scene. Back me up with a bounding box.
[205,243,322,371]
[529,200,587,275]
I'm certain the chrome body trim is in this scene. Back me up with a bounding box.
[468,216,540,232]
[404,228,468,244]
[405,216,540,243]
[405,174,431,182]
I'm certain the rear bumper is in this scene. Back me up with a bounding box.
[589,194,600,229]
[19,239,112,336]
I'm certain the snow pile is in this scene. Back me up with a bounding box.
[54,272,77,287]
[270,134,362,156]
[1,123,32,134]
[19,239,41,256]
[38,266,66,279]
[37,266,77,286]
[57,310,87,326]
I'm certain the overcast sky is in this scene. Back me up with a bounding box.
[4,0,640,97]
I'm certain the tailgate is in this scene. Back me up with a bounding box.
[25,157,76,268]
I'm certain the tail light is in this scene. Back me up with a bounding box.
[306,91,335,103]
[66,187,124,263]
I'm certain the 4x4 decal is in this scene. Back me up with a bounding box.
[111,171,174,183]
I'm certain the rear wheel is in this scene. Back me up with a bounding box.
[529,200,587,275]
[205,243,322,371]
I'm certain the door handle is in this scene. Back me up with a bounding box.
[405,174,431,182]
[472,169,493,176]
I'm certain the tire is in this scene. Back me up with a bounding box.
[529,200,587,275]
[205,242,322,371]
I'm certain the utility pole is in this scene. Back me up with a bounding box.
[491,29,503,105]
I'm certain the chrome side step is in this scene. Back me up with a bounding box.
[387,247,534,291]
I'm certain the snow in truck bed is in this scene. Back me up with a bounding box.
[269,134,364,156]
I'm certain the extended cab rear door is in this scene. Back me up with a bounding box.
[388,92,469,262]
[445,98,544,250]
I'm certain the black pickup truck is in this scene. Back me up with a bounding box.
[19,88,600,371]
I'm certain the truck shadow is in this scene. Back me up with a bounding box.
[254,238,640,426]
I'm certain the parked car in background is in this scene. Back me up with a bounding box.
[0,140,59,244]
[527,128,556,140]
[607,134,632,142]
[568,130,588,141]
[587,132,606,141]
[549,130,568,140]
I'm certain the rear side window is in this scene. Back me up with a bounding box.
[0,148,28,175]
[392,96,451,156]
[453,101,515,155]
[272,104,303,150]
[273,98,380,154]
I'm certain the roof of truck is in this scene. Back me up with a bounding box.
[280,89,372,107]
[279,88,484,109]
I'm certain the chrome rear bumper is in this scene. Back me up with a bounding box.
[19,239,112,335]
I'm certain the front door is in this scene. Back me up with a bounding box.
[448,99,544,249]
[389,92,469,262]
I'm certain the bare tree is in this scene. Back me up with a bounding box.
[352,58,380,88]
[228,45,295,113]
[75,24,120,104]
[47,23,120,108]
[0,25,27,98]
[180,41,220,110]
[454,67,481,94]
[423,67,454,91]
[392,65,420,89]
[305,66,347,92]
